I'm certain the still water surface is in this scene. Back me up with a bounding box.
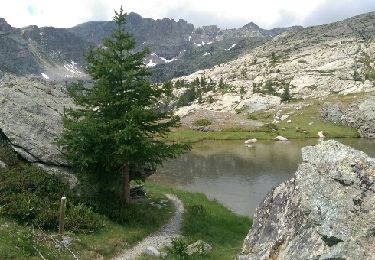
[151,139,375,216]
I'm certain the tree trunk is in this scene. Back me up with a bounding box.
[121,164,130,205]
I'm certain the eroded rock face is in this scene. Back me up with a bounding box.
[342,96,375,138]
[238,140,375,259]
[321,95,375,138]
[0,76,73,166]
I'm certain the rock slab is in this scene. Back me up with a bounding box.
[238,140,375,259]
[0,76,73,166]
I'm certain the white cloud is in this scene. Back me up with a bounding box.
[0,0,374,29]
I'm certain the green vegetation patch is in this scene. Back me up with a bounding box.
[141,182,252,260]
[193,118,212,127]
[0,142,174,259]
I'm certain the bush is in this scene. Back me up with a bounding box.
[0,142,20,167]
[0,165,103,233]
[168,238,189,259]
[193,118,212,127]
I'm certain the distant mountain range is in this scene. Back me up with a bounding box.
[0,13,301,82]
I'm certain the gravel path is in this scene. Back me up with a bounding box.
[113,194,184,260]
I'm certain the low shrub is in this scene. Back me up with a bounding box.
[193,118,212,127]
[0,165,103,233]
[168,237,189,259]
[0,143,20,167]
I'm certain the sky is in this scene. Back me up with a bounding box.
[1,0,375,29]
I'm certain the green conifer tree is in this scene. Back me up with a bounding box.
[59,7,189,205]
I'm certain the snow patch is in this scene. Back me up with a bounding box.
[225,44,237,51]
[146,60,156,67]
[203,52,210,56]
[64,61,82,75]
[160,57,177,63]
[207,41,213,45]
[188,36,192,41]
[41,73,49,79]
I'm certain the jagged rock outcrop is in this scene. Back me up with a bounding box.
[238,140,375,259]
[342,96,375,138]
[321,102,343,123]
[321,95,375,138]
[0,75,73,166]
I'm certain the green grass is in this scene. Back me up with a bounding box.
[140,182,252,260]
[167,129,273,143]
[276,101,359,139]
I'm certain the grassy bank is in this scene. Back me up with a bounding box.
[140,182,252,260]
[168,95,360,143]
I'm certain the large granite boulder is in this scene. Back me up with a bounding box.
[238,140,375,259]
[0,75,73,166]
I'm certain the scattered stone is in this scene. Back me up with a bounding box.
[246,144,253,148]
[318,131,325,138]
[187,240,212,256]
[130,185,146,198]
[143,246,163,257]
[287,119,292,123]
[237,140,375,259]
[308,122,313,125]
[280,114,289,121]
[61,236,73,247]
[0,160,6,168]
[244,138,257,144]
[274,135,288,141]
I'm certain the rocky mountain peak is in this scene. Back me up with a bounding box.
[0,18,12,32]
[242,21,260,30]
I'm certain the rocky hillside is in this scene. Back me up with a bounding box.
[237,140,375,259]
[0,18,88,80]
[170,12,375,116]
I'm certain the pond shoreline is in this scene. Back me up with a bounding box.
[152,138,375,216]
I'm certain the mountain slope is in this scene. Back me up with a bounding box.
[170,11,375,115]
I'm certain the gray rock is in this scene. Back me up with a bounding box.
[0,160,6,168]
[0,76,73,166]
[321,102,343,123]
[238,140,375,259]
[143,246,163,257]
[274,135,288,141]
[187,240,212,256]
[321,96,375,138]
[342,96,375,138]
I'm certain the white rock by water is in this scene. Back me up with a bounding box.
[244,138,257,144]
[274,135,288,141]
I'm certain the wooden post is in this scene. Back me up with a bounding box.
[59,197,67,235]
[121,164,130,205]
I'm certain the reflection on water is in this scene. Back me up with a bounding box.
[151,139,375,217]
